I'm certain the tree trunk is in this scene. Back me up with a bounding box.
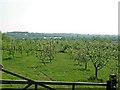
[85,63,87,70]
[41,59,46,65]
[95,67,98,79]
[77,60,80,65]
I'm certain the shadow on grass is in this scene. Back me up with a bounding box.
[73,68,90,71]
[3,57,13,60]
[74,63,82,66]
[87,76,104,83]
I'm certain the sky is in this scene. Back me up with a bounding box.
[0,0,119,35]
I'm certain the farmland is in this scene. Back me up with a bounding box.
[1,32,118,88]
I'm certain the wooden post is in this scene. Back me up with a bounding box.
[107,74,117,90]
[35,84,37,90]
[72,84,75,90]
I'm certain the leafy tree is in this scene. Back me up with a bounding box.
[5,40,16,59]
[89,40,115,78]
[73,41,90,69]
[66,40,90,69]
[17,41,24,55]
[36,40,56,65]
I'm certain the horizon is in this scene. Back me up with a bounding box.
[3,30,118,35]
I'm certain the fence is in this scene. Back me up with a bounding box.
[0,66,117,90]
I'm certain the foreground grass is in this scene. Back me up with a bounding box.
[2,53,117,89]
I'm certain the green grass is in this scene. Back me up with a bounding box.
[2,52,117,89]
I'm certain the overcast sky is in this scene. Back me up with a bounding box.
[0,0,119,35]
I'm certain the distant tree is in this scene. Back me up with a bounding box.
[5,40,16,59]
[17,41,24,55]
[66,40,90,70]
[73,41,90,70]
[44,41,56,62]
[36,40,56,65]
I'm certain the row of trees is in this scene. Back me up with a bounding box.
[65,39,118,78]
[2,33,118,78]
[2,34,57,65]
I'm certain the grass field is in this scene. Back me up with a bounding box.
[2,52,118,89]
